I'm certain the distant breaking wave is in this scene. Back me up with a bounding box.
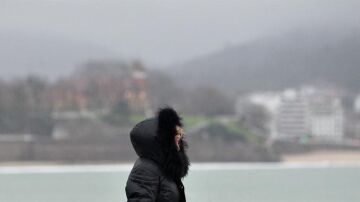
[1,162,360,174]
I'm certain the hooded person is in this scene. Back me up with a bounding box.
[125,107,190,202]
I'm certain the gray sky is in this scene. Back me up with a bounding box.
[1,0,360,70]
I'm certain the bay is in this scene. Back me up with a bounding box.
[0,163,359,202]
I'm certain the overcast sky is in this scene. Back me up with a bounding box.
[1,0,360,70]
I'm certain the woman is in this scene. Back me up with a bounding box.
[126,107,190,202]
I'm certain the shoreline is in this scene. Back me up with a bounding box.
[282,150,360,162]
[0,150,359,169]
[1,161,360,174]
[1,162,360,174]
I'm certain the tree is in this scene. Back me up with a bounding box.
[183,86,234,116]
[147,70,185,109]
[0,75,54,136]
[238,103,270,137]
[102,99,131,126]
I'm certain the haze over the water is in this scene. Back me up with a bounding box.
[1,0,360,77]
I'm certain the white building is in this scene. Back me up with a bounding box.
[276,89,310,140]
[236,86,344,143]
[355,94,360,113]
[308,94,344,142]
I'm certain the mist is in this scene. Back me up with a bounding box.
[1,0,360,77]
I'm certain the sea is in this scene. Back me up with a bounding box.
[0,162,359,202]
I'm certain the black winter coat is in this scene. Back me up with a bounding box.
[126,157,185,202]
[126,110,188,202]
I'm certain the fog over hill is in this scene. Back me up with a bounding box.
[170,28,360,93]
[1,27,360,93]
[0,32,120,79]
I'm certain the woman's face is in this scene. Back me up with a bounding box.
[175,126,184,151]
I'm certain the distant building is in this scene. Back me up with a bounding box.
[354,115,360,140]
[355,94,360,113]
[236,86,345,143]
[307,92,344,142]
[125,61,150,114]
[49,60,150,115]
[276,89,310,140]
[348,94,360,140]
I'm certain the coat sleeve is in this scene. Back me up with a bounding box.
[126,165,160,202]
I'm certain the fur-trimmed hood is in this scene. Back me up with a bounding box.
[130,107,189,180]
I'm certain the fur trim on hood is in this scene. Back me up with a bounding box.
[156,107,189,180]
[157,107,183,143]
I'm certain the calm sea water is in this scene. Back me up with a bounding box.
[0,163,359,202]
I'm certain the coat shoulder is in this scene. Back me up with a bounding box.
[126,158,162,201]
[128,157,162,182]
